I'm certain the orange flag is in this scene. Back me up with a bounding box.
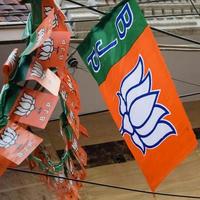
[78,0,198,190]
[0,121,42,165]
[10,88,58,129]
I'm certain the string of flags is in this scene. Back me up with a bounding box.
[0,0,198,199]
[0,0,88,199]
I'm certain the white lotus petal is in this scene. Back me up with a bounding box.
[45,7,52,15]
[21,97,33,104]
[16,106,28,113]
[121,56,144,99]
[44,38,53,45]
[32,66,42,74]
[141,121,176,147]
[53,15,58,27]
[31,73,41,78]
[34,61,42,67]
[135,105,168,137]
[23,93,34,101]
[31,70,40,75]
[26,110,31,116]
[122,114,133,134]
[4,130,14,138]
[31,69,42,76]
[6,127,15,134]
[14,110,25,116]
[30,104,35,111]
[19,102,31,110]
[42,45,52,53]
[43,41,53,47]
[2,135,12,143]
[117,93,126,115]
[129,92,158,127]
[126,72,151,110]
[40,51,49,57]
[39,56,49,61]
[131,133,145,153]
[9,140,15,145]
[0,140,6,147]
[50,46,54,53]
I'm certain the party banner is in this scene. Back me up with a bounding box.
[21,9,55,57]
[0,121,43,165]
[9,87,58,129]
[27,59,61,96]
[78,0,197,190]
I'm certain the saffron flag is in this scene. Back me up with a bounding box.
[21,8,55,57]
[77,0,197,190]
[9,88,58,129]
[0,121,42,165]
[0,84,58,129]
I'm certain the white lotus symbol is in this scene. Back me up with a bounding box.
[117,55,176,154]
[8,48,18,67]
[67,75,74,91]
[44,6,59,28]
[14,93,35,117]
[72,138,78,151]
[36,28,45,45]
[44,6,52,16]
[39,38,54,61]
[0,127,18,148]
[31,61,46,79]
[60,90,67,101]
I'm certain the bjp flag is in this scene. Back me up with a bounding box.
[0,121,42,165]
[78,0,197,190]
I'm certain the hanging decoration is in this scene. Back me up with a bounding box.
[0,0,88,199]
[77,0,197,191]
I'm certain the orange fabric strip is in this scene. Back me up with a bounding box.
[99,26,197,190]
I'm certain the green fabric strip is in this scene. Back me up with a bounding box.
[22,13,33,40]
[0,84,21,128]
[77,0,147,85]
[24,0,43,32]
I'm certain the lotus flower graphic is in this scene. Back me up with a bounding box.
[8,48,18,67]
[36,28,45,45]
[31,61,46,79]
[0,127,18,148]
[67,75,74,91]
[60,90,67,101]
[44,6,52,16]
[44,7,59,28]
[14,93,35,117]
[39,38,54,61]
[72,138,78,151]
[117,55,176,154]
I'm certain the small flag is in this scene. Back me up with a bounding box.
[0,121,43,165]
[21,9,55,57]
[78,0,197,190]
[9,88,58,129]
[27,59,61,96]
